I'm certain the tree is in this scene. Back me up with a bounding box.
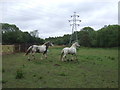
[96,25,119,47]
[30,30,39,37]
[2,23,119,47]
[78,27,95,47]
[79,31,91,47]
[2,23,44,44]
[81,27,94,32]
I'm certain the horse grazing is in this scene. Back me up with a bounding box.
[25,41,54,61]
[60,42,80,62]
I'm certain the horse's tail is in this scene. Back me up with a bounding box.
[60,49,64,60]
[24,46,33,56]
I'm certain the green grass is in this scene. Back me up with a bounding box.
[2,47,118,88]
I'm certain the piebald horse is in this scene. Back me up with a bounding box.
[25,41,53,61]
[60,42,80,61]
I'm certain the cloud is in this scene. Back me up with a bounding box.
[0,0,118,38]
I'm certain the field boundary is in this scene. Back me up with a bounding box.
[2,44,28,55]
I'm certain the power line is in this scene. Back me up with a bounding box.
[68,12,81,45]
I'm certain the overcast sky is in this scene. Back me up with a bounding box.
[0,0,119,39]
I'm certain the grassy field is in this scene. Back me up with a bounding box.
[2,47,118,88]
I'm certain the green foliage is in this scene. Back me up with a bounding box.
[46,25,119,47]
[2,23,19,32]
[2,23,119,47]
[79,31,92,47]
[96,25,119,47]
[15,69,24,79]
[81,26,94,32]
[2,23,44,44]
[45,35,70,45]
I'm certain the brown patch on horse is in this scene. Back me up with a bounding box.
[25,45,33,55]
[43,41,51,55]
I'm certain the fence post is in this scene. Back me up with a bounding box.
[19,45,20,52]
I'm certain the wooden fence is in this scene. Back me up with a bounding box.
[2,44,65,55]
[2,45,14,55]
[14,44,32,52]
[2,44,32,54]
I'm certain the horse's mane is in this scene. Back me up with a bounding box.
[44,41,50,45]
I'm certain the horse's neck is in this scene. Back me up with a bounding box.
[70,44,76,49]
[44,44,49,50]
[42,44,48,48]
[43,44,49,54]
[46,45,49,50]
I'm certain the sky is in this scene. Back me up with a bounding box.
[0,0,119,39]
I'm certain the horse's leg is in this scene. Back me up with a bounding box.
[62,54,67,61]
[32,52,35,60]
[41,53,43,60]
[74,54,79,63]
[28,54,30,61]
[43,52,47,59]
[71,54,74,61]
[28,52,32,61]
[44,53,47,59]
[61,54,64,61]
[75,54,77,60]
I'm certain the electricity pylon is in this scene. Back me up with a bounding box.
[68,12,81,45]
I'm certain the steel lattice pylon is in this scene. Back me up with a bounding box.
[68,12,81,45]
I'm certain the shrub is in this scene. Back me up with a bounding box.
[15,69,24,79]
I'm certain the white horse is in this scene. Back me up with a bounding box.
[25,41,54,61]
[60,42,80,61]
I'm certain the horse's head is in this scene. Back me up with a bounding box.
[74,42,80,47]
[44,41,54,47]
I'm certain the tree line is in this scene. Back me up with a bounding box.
[2,23,44,45]
[45,25,120,47]
[1,23,120,47]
